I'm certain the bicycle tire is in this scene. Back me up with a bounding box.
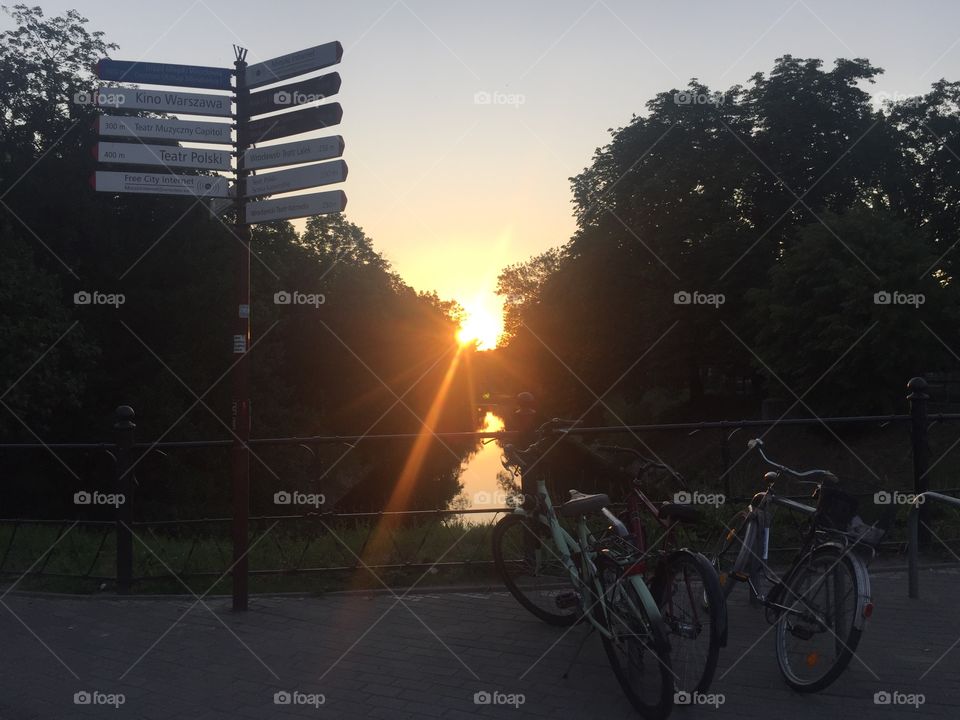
[774,545,864,692]
[654,550,726,694]
[596,559,674,719]
[491,513,579,626]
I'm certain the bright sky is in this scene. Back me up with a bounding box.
[24,0,960,346]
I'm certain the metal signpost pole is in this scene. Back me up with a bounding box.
[231,46,251,611]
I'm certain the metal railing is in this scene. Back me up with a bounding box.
[2,376,959,609]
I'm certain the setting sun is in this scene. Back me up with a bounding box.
[456,302,502,349]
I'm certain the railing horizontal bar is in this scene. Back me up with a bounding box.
[0,518,115,526]
[0,571,114,580]
[5,411,949,454]
[0,443,114,450]
[132,559,500,580]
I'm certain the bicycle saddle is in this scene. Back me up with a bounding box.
[658,501,702,524]
[559,490,610,517]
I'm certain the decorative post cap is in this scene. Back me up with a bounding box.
[114,405,136,430]
[907,377,929,397]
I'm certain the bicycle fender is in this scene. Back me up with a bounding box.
[809,542,873,632]
[655,549,729,648]
[627,575,672,652]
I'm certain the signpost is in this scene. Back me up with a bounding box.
[97,115,232,144]
[245,189,347,223]
[245,41,343,88]
[96,59,232,90]
[92,171,229,197]
[246,103,343,144]
[246,72,341,117]
[244,136,344,170]
[245,160,347,198]
[96,141,232,170]
[93,87,232,117]
[80,42,347,613]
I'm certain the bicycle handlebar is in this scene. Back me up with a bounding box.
[747,438,838,483]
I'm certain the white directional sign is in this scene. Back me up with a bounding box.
[244,136,344,170]
[245,41,342,88]
[245,160,347,198]
[93,171,229,197]
[98,115,232,144]
[245,189,347,223]
[96,142,232,170]
[92,87,232,117]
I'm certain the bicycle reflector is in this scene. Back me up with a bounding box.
[863,602,874,619]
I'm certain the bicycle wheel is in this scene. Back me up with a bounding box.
[708,509,757,599]
[491,513,579,626]
[774,546,864,692]
[655,550,725,694]
[596,560,674,719]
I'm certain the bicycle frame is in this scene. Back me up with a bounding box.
[726,487,871,631]
[509,476,666,641]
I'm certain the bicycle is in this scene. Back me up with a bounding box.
[491,420,674,718]
[593,445,728,695]
[707,438,882,692]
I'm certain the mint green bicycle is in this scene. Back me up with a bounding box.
[492,421,674,719]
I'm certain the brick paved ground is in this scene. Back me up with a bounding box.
[1,565,958,719]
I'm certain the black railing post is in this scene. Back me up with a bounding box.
[114,405,136,593]
[908,377,930,549]
[719,427,731,499]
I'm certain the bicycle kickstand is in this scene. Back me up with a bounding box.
[561,625,595,680]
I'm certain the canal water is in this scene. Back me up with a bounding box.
[450,411,519,524]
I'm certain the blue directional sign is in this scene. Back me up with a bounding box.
[96,58,233,90]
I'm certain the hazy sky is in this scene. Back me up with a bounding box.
[21,0,960,336]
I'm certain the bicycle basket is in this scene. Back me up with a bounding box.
[814,485,859,531]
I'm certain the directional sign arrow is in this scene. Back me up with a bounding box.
[91,87,232,117]
[245,160,347,198]
[245,189,347,224]
[96,142,232,170]
[244,136,344,170]
[96,59,232,90]
[246,103,343,145]
[97,115,232,144]
[93,171,229,197]
[245,42,342,88]
[246,72,341,118]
